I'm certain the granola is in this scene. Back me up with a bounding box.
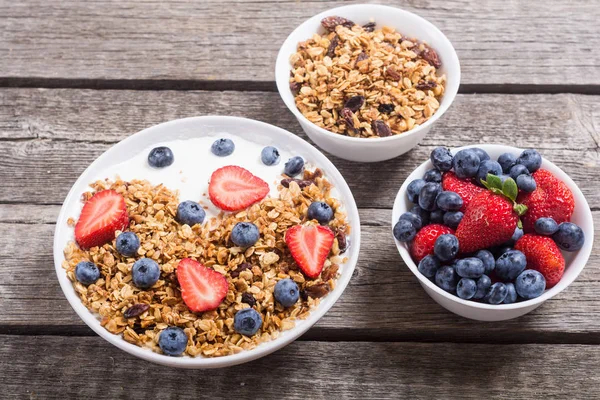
[63,168,350,357]
[290,16,446,138]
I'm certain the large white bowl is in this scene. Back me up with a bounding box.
[392,144,594,321]
[53,116,361,368]
[275,4,460,162]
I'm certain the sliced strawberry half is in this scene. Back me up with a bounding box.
[74,190,129,249]
[285,225,334,279]
[208,166,270,211]
[176,258,229,313]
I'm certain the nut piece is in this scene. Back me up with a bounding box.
[321,16,355,31]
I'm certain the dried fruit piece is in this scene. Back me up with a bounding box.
[123,304,150,318]
[356,52,368,63]
[344,96,365,112]
[321,16,355,32]
[340,108,358,134]
[362,22,376,32]
[290,82,301,95]
[421,45,441,68]
[372,120,392,137]
[241,292,257,307]
[378,104,395,114]
[301,283,331,300]
[416,81,438,90]
[385,66,402,81]
[322,264,339,282]
[230,262,252,278]
[326,34,339,58]
[281,178,314,189]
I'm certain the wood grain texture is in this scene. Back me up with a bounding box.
[0,89,598,208]
[2,207,599,342]
[0,0,599,86]
[2,336,600,399]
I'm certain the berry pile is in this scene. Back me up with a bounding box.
[394,146,585,304]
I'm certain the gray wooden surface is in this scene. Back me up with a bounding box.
[0,0,599,399]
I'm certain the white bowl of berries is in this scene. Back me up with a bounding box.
[392,144,593,321]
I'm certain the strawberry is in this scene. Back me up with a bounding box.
[518,169,575,233]
[515,234,565,288]
[208,166,270,211]
[455,175,526,253]
[410,224,454,262]
[74,190,129,249]
[441,171,485,212]
[176,258,229,313]
[285,225,334,278]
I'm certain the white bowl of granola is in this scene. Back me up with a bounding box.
[54,116,361,368]
[276,4,460,162]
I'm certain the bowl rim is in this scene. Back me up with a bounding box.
[275,3,461,144]
[53,115,362,368]
[392,143,594,311]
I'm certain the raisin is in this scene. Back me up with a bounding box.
[385,66,402,81]
[421,45,441,68]
[281,178,314,189]
[356,52,368,63]
[123,304,150,318]
[321,16,355,32]
[372,120,392,137]
[344,96,365,112]
[241,292,256,307]
[326,35,339,58]
[290,82,301,95]
[230,262,252,278]
[341,107,356,130]
[301,283,331,300]
[378,103,395,114]
[362,21,376,32]
[336,230,348,253]
[416,81,438,90]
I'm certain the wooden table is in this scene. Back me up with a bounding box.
[1,1,599,398]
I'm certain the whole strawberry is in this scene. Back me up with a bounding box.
[515,234,565,288]
[518,169,574,232]
[410,224,454,262]
[455,175,527,253]
[441,171,485,212]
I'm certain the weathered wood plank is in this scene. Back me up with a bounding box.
[2,336,600,399]
[2,208,599,342]
[1,1,599,86]
[0,89,598,207]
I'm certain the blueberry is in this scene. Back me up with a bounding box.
[284,156,305,177]
[509,164,530,180]
[393,219,416,242]
[516,174,537,193]
[418,182,442,211]
[434,234,460,262]
[517,149,542,173]
[457,278,477,300]
[430,147,453,172]
[470,147,490,162]
[495,250,527,281]
[407,179,426,203]
[510,226,524,244]
[484,282,508,304]
[476,160,502,185]
[515,269,546,299]
[307,201,334,224]
[503,283,518,304]
[435,265,458,292]
[552,222,585,251]
[211,138,235,157]
[261,146,281,166]
[435,191,463,211]
[231,222,260,247]
[473,275,492,299]
[429,209,445,224]
[158,327,188,356]
[424,169,442,183]
[399,212,423,231]
[115,231,140,257]
[132,258,161,289]
[492,245,514,258]
[418,255,440,278]
[452,149,480,179]
[75,261,101,285]
[455,257,485,279]
[535,217,559,235]
[410,205,430,226]
[443,211,463,229]
[274,278,300,307]
[234,308,263,336]
[498,152,517,173]
[475,249,495,275]
[176,200,206,226]
[148,146,174,168]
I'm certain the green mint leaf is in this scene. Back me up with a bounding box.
[502,178,518,202]
[518,219,523,229]
[487,174,503,190]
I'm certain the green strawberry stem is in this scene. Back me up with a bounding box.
[481,173,528,217]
